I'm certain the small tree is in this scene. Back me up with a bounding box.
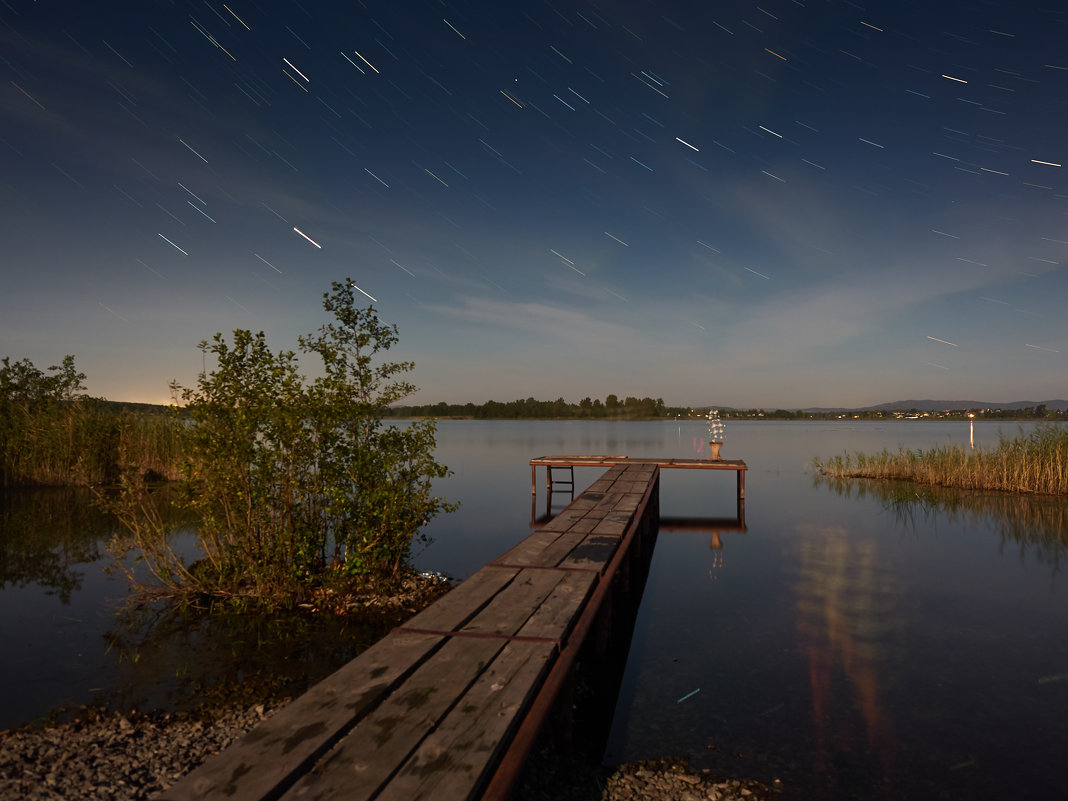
[107,279,455,608]
[0,355,92,486]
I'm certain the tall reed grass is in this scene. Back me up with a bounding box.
[0,402,185,487]
[812,424,1068,495]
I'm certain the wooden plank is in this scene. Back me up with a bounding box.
[608,495,641,514]
[539,508,588,533]
[461,568,571,638]
[593,493,642,514]
[279,636,508,801]
[592,516,629,536]
[557,534,623,572]
[567,515,605,534]
[403,566,518,634]
[612,480,649,494]
[515,570,598,642]
[491,530,586,569]
[492,529,568,562]
[157,631,443,801]
[589,491,624,512]
[374,640,557,801]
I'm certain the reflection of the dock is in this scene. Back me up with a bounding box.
[658,517,747,578]
[658,515,747,533]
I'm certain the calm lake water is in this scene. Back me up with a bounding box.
[3,419,1067,799]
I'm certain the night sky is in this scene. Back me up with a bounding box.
[3,0,1067,408]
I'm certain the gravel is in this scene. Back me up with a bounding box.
[0,703,287,801]
[513,753,779,801]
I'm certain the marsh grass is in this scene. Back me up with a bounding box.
[0,403,185,487]
[813,423,1068,495]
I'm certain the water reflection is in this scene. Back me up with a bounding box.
[793,525,900,788]
[0,488,109,603]
[0,487,398,728]
[815,475,1068,573]
[97,601,403,720]
[657,516,747,581]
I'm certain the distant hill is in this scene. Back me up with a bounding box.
[802,399,1068,414]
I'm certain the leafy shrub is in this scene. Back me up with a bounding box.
[106,279,456,608]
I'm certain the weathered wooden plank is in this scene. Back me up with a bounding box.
[515,570,598,642]
[558,534,623,572]
[461,568,571,638]
[374,640,557,801]
[608,495,642,514]
[591,516,629,536]
[612,479,652,495]
[566,515,605,534]
[278,636,508,801]
[491,530,586,569]
[539,508,588,533]
[402,566,518,634]
[492,529,569,562]
[590,491,623,511]
[157,630,443,801]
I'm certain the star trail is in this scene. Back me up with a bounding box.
[1,0,1066,406]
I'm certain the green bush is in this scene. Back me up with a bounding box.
[106,279,456,608]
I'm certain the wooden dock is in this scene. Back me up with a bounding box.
[157,457,741,801]
[530,454,747,522]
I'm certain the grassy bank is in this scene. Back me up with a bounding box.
[812,423,1068,495]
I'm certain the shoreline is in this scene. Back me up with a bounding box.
[1,703,777,801]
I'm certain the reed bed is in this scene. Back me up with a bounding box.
[0,404,185,487]
[812,423,1068,495]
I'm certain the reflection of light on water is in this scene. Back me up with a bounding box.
[709,530,724,578]
[794,526,901,780]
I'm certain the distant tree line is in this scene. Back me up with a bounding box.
[388,400,1067,421]
[388,394,673,419]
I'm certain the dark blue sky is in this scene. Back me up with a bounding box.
[2,0,1066,406]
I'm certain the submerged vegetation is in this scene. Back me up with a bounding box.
[815,476,1068,571]
[103,279,456,610]
[0,355,184,488]
[813,423,1068,495]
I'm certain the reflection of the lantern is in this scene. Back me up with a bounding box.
[658,516,745,581]
[709,530,724,577]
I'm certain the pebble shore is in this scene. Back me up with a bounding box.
[2,708,776,801]
[0,703,287,801]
